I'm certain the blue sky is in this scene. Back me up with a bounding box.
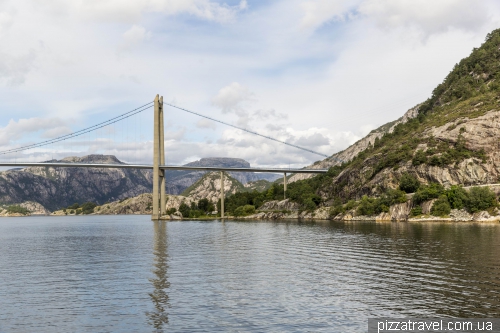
[0,0,499,167]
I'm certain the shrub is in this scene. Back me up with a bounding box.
[410,206,423,217]
[303,198,317,211]
[446,185,468,209]
[68,203,79,210]
[430,195,451,216]
[465,186,497,213]
[330,198,345,216]
[6,205,30,215]
[357,196,377,216]
[166,208,177,215]
[178,203,190,218]
[81,202,97,215]
[399,173,420,193]
[233,205,256,217]
[344,200,357,211]
[413,183,445,204]
[412,150,427,166]
[188,210,202,218]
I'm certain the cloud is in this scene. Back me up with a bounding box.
[294,132,330,147]
[0,49,36,85]
[0,117,69,146]
[212,82,253,113]
[41,126,72,138]
[253,109,288,120]
[196,118,216,130]
[119,24,151,52]
[164,128,186,140]
[300,0,491,36]
[211,82,254,126]
[76,0,247,23]
[0,9,14,34]
[358,0,489,36]
[300,0,360,30]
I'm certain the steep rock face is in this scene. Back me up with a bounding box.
[20,201,51,215]
[0,155,153,210]
[181,171,244,203]
[318,109,500,203]
[165,195,197,211]
[259,199,300,211]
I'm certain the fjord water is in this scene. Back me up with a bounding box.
[0,217,499,332]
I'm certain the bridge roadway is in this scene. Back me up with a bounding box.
[0,162,328,174]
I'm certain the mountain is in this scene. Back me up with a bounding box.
[165,157,280,194]
[0,155,277,211]
[0,155,153,211]
[181,171,245,203]
[297,28,500,203]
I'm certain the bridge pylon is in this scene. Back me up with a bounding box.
[152,94,166,220]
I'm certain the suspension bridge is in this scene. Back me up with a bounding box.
[0,94,329,219]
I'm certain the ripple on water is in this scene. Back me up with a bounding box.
[0,217,499,332]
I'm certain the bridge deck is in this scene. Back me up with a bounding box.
[0,162,328,174]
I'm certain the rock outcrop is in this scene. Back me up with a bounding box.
[181,171,245,203]
[258,199,300,211]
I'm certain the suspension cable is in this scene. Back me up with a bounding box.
[0,102,153,155]
[164,102,330,158]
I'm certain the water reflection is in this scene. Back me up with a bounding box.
[147,221,170,330]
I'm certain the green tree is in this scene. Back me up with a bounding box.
[465,186,497,213]
[197,198,211,212]
[413,183,445,204]
[446,185,468,209]
[431,195,451,216]
[179,202,190,218]
[399,173,420,193]
[410,206,423,217]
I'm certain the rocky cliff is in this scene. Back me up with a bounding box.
[288,29,500,204]
[181,171,245,203]
[0,155,153,211]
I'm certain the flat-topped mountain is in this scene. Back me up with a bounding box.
[0,155,279,211]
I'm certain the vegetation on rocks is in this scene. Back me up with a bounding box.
[5,205,30,215]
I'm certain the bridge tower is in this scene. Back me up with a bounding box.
[152,94,166,220]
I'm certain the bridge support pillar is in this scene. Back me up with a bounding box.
[159,96,166,216]
[152,94,165,220]
[284,172,287,200]
[220,171,224,219]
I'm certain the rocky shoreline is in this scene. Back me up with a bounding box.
[1,196,497,223]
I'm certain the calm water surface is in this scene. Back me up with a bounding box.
[0,216,499,332]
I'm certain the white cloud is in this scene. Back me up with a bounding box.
[1,0,500,169]
[0,117,68,146]
[300,0,492,36]
[72,0,246,23]
[211,82,254,126]
[300,0,360,30]
[358,0,489,36]
[196,118,216,130]
[0,49,36,85]
[119,24,151,52]
[212,82,253,113]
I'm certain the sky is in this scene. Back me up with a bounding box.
[0,0,499,168]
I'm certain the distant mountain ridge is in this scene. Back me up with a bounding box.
[0,155,279,211]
